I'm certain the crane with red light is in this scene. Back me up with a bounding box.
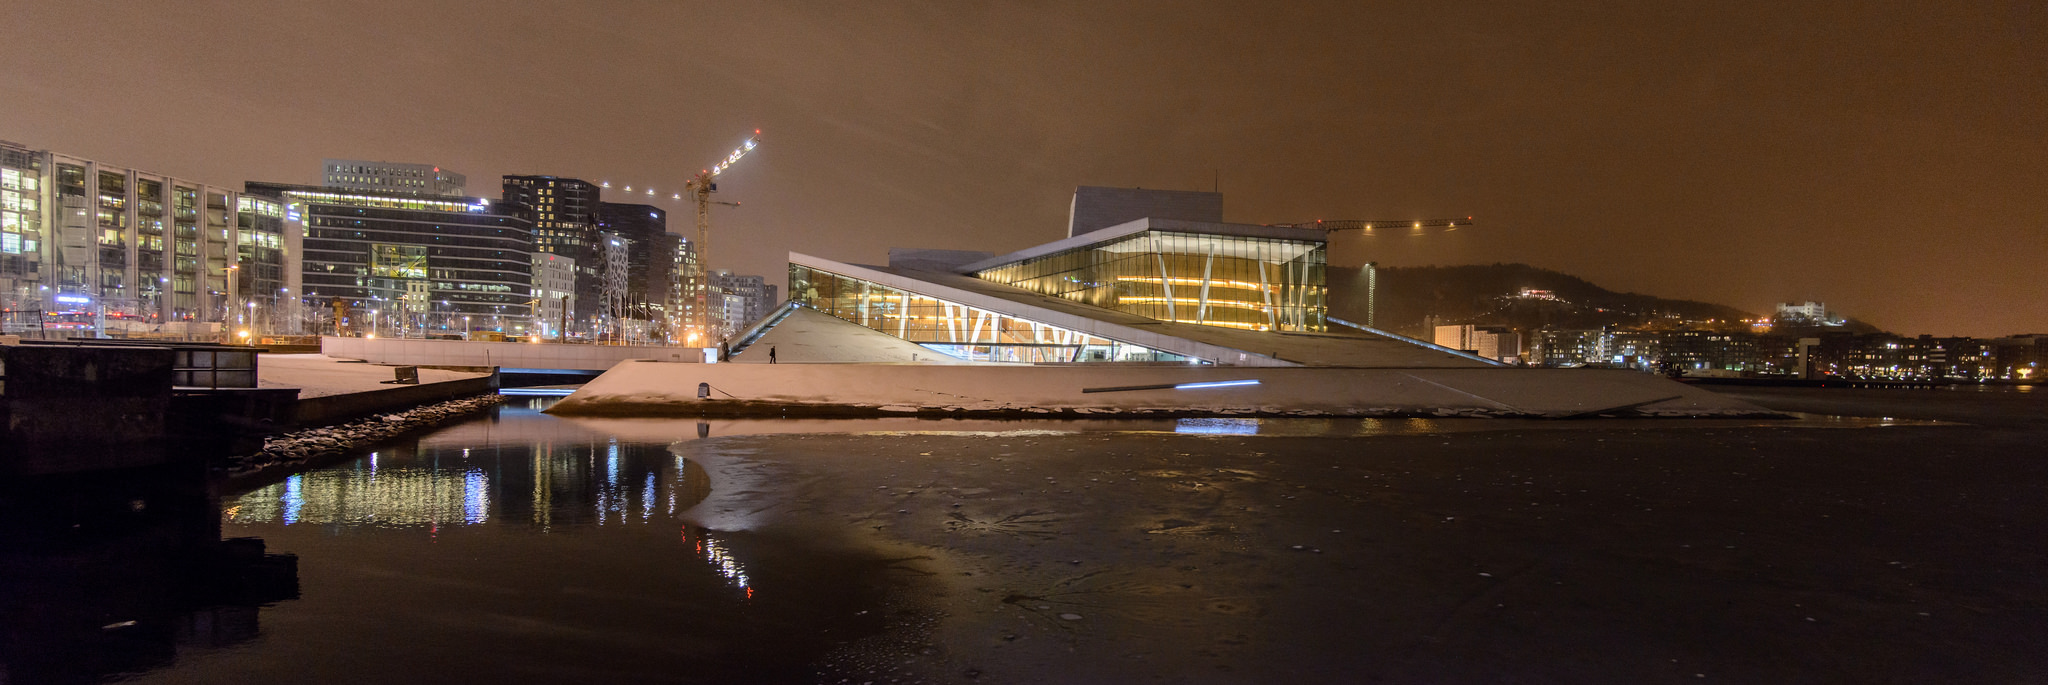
[680,130,762,339]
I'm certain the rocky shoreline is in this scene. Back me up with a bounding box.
[222,393,507,482]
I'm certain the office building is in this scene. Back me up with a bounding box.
[707,270,775,339]
[502,175,602,331]
[670,237,702,343]
[2,139,263,335]
[245,182,532,336]
[595,202,679,337]
[532,252,577,339]
[322,160,466,198]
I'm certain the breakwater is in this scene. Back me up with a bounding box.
[223,393,506,483]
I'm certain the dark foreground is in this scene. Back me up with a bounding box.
[9,388,2045,683]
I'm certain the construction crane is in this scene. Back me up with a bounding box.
[680,130,762,339]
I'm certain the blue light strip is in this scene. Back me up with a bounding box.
[500,388,577,396]
[1173,379,1261,390]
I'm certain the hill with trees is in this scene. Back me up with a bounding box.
[1327,263,1758,338]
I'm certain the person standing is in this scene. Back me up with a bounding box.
[768,346,777,364]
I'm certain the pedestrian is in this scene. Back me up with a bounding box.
[769,346,777,364]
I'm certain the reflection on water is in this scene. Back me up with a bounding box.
[222,412,739,597]
[229,466,493,528]
[1175,417,1261,435]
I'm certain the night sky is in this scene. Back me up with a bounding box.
[3,2,2041,336]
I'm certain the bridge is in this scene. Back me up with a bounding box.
[319,336,711,374]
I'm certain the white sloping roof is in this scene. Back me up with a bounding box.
[731,307,977,364]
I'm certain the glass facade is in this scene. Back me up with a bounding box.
[789,263,1198,363]
[235,196,290,333]
[2,142,261,333]
[259,182,535,334]
[973,230,1327,332]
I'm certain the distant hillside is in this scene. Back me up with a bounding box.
[1328,263,1757,338]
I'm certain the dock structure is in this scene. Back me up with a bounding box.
[1,341,497,477]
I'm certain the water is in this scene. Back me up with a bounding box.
[13,397,1944,683]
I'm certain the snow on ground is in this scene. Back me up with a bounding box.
[551,361,1777,417]
[258,353,491,398]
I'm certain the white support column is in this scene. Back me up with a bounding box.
[968,310,989,346]
[1257,261,1277,331]
[897,295,911,339]
[1196,241,1216,325]
[1151,234,1174,321]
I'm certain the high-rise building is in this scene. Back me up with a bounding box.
[707,270,775,339]
[2,139,264,336]
[232,194,297,334]
[502,175,602,332]
[322,160,466,198]
[245,182,533,336]
[669,237,701,343]
[595,202,679,338]
[532,252,577,340]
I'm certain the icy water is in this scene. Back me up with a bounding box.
[34,393,2044,684]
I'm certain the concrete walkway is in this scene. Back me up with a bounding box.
[258,353,491,398]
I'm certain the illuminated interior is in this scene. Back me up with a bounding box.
[971,230,1327,332]
[788,263,1200,363]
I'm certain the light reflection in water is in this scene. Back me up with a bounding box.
[234,468,493,527]
[686,523,753,596]
[281,474,304,525]
[1175,418,1259,435]
[643,473,655,521]
[224,429,743,595]
[463,470,490,525]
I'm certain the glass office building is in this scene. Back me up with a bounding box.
[789,262,1194,363]
[2,139,254,333]
[972,229,1327,332]
[246,183,534,334]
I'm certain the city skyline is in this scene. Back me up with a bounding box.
[2,2,2041,337]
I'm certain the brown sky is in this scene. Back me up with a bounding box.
[3,1,2042,336]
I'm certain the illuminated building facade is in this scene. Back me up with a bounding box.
[503,175,602,332]
[790,259,1195,363]
[706,270,776,340]
[532,253,577,339]
[778,188,1480,367]
[1,139,258,335]
[670,237,701,342]
[967,220,1328,333]
[245,182,533,335]
[233,195,297,334]
[322,159,466,198]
